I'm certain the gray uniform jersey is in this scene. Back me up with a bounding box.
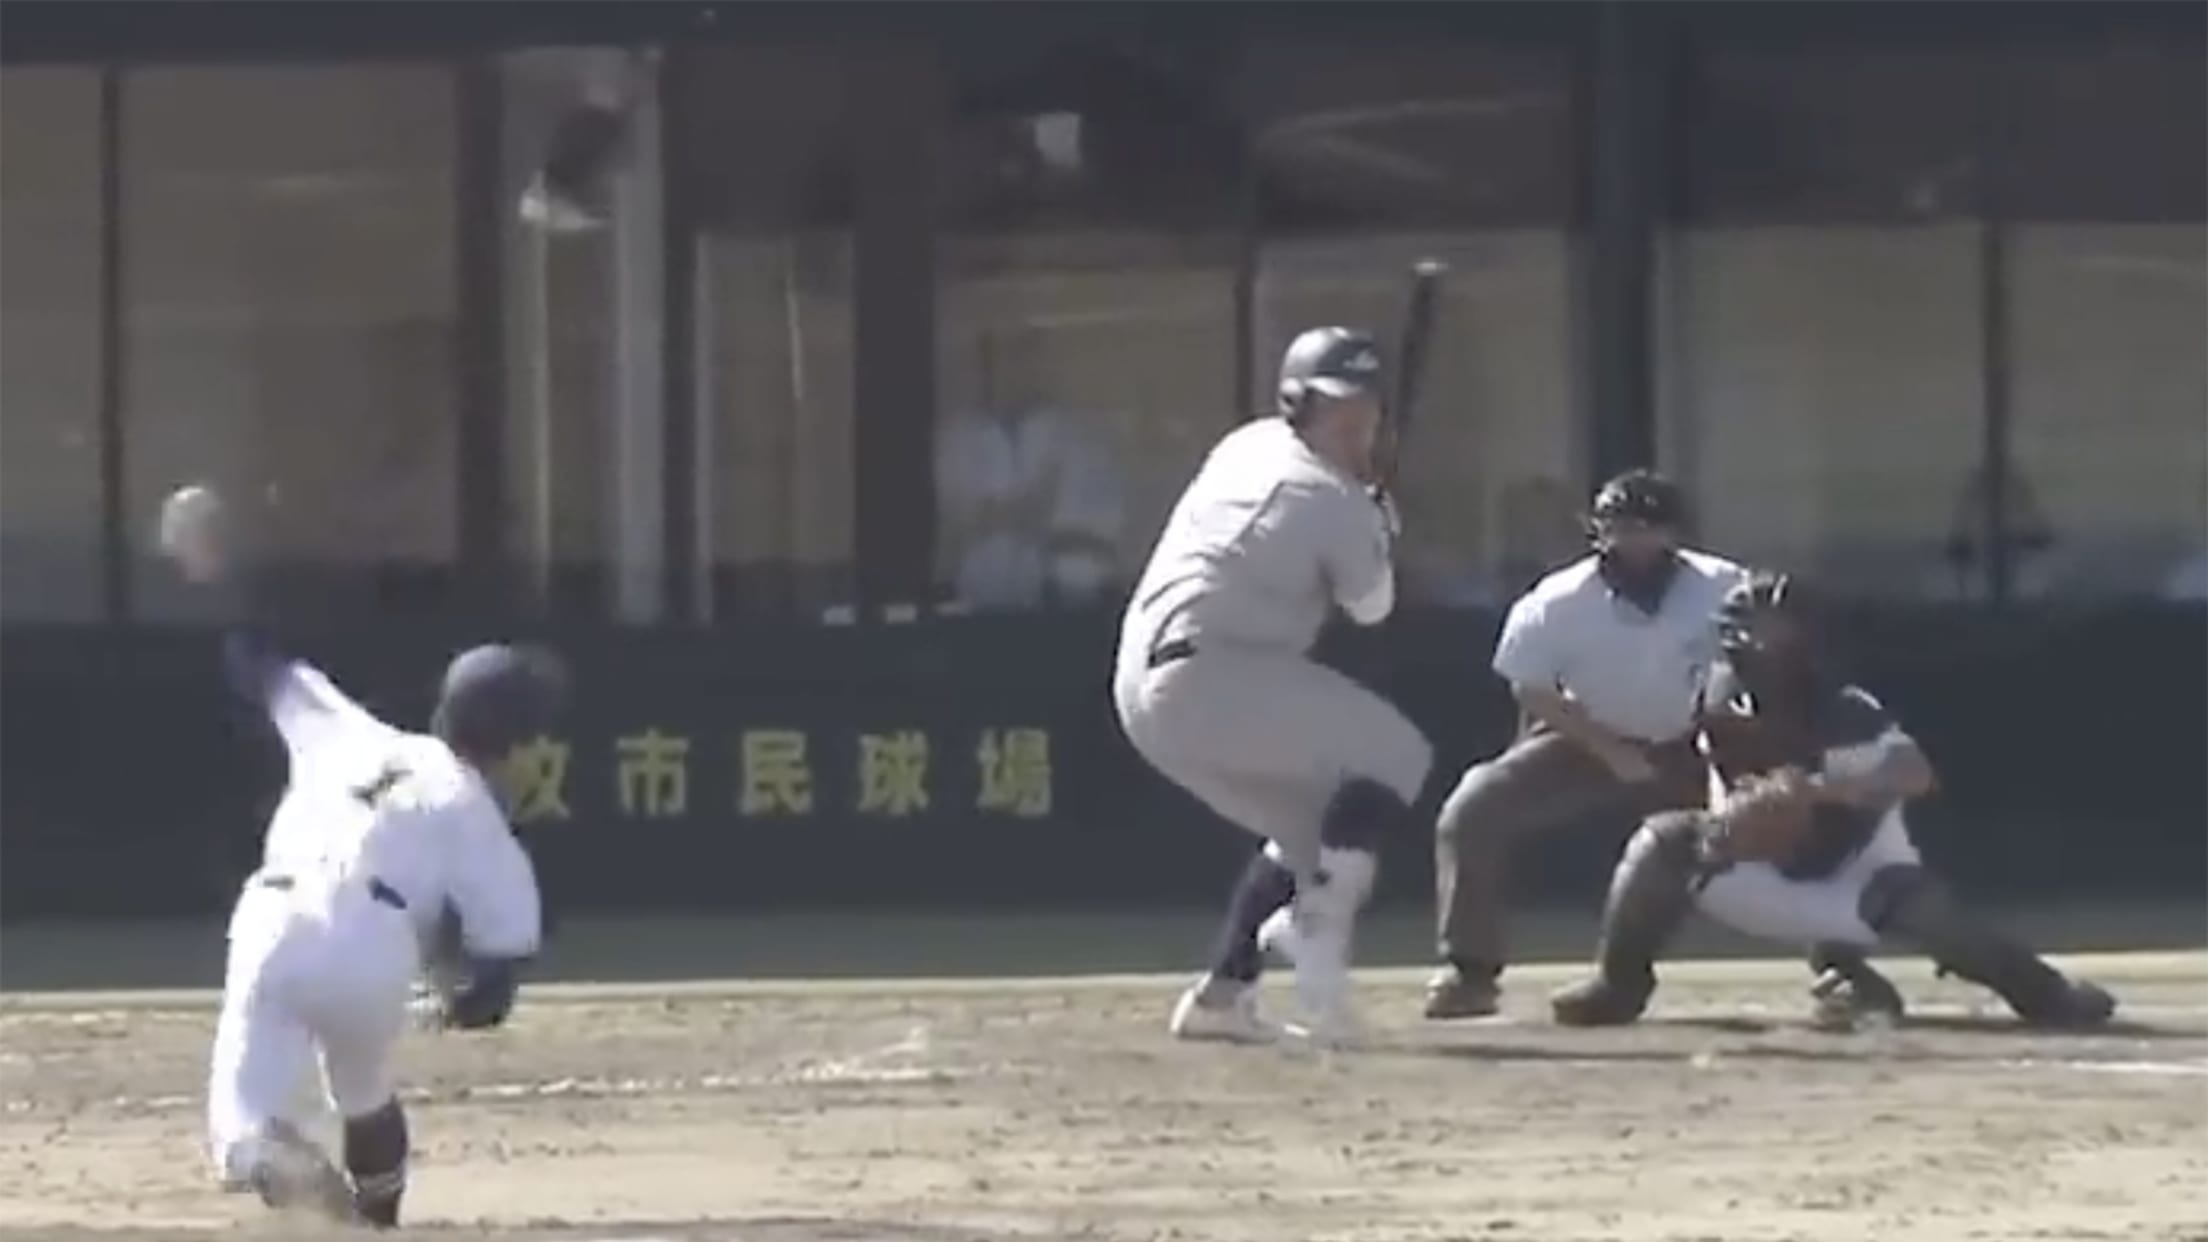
[1113,418,1428,874]
[1118,418,1393,669]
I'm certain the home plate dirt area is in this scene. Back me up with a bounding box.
[2,956,2203,1242]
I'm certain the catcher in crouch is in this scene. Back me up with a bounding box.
[1550,570,2116,1030]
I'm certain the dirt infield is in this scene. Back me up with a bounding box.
[1,955,2203,1242]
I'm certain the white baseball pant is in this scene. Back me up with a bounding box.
[206,875,417,1186]
[1693,809,1922,948]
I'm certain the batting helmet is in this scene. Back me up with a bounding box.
[1277,327,1385,421]
[431,643,570,765]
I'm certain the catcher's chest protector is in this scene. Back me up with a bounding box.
[1698,672,1891,880]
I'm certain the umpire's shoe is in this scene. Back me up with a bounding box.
[1423,965,1501,1020]
[1549,969,1654,1027]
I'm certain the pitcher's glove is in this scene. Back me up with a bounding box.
[410,903,522,1033]
[1710,767,1816,865]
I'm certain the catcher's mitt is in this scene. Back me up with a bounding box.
[1711,767,1816,865]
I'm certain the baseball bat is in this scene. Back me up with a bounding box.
[1377,259,1446,486]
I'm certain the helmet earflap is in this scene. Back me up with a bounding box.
[1275,326,1383,424]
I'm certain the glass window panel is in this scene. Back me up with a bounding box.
[1238,39,1575,230]
[501,48,626,613]
[1664,42,1991,599]
[0,69,104,620]
[682,44,859,619]
[698,233,855,617]
[1996,39,2206,223]
[1678,44,1991,224]
[1656,225,1984,599]
[1255,232,1580,608]
[936,232,1236,611]
[1243,38,1581,607]
[2007,226,2207,600]
[122,65,457,616]
[1996,35,2206,600]
[936,34,1243,612]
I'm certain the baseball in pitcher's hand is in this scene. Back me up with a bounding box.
[157,483,231,585]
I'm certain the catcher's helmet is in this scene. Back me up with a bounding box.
[1717,570,1814,656]
[431,643,570,764]
[1277,326,1385,420]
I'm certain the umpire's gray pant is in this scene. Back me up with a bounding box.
[1434,723,1704,974]
[1115,643,1432,878]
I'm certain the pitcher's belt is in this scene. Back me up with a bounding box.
[256,872,408,912]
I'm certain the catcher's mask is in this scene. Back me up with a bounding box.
[1718,570,1822,692]
[1276,326,1385,424]
[1588,469,1686,612]
[431,643,570,769]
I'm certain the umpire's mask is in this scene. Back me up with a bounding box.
[1588,469,1687,613]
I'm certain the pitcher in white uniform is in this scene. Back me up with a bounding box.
[1115,327,1433,1047]
[160,486,565,1228]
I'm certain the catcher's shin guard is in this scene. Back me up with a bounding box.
[1862,866,2114,1028]
[1552,812,1703,1026]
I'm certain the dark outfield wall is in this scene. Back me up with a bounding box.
[1,606,2201,922]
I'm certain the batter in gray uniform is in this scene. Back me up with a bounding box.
[1116,327,1433,1047]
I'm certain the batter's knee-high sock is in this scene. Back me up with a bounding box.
[1205,848,1296,985]
[343,1099,410,1229]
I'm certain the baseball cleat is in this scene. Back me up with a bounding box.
[1168,977,1283,1045]
[1423,966,1501,1020]
[1549,971,1653,1027]
[234,1123,362,1224]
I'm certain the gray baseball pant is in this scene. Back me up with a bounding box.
[1434,722,1704,976]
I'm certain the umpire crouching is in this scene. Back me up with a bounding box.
[1426,470,1745,1019]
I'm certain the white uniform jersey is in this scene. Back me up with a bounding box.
[1119,418,1393,667]
[1490,549,1748,744]
[256,660,542,962]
